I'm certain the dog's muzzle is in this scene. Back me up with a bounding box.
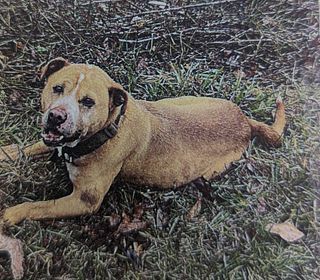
[47,107,67,128]
[42,107,80,147]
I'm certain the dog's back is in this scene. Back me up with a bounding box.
[121,97,252,187]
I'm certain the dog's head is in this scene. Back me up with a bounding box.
[40,58,127,147]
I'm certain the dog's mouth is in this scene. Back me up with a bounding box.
[42,128,64,146]
[41,128,81,147]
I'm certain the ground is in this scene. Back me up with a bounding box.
[0,0,319,279]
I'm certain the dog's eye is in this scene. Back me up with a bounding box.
[80,97,95,108]
[53,85,64,94]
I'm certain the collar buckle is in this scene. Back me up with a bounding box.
[104,123,118,139]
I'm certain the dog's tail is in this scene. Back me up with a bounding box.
[247,96,286,147]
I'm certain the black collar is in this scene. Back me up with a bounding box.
[51,105,126,163]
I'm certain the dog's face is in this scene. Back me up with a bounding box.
[40,58,127,147]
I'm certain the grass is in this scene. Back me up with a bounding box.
[0,0,319,279]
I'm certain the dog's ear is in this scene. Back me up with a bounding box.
[109,86,128,114]
[40,57,70,80]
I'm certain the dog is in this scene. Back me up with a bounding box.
[0,57,286,227]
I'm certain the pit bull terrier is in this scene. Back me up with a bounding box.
[0,58,285,227]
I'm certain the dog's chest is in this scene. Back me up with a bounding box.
[66,163,80,182]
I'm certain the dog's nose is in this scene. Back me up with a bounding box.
[47,108,67,127]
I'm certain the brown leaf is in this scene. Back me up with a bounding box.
[186,197,202,221]
[257,197,267,214]
[125,242,144,268]
[266,222,304,242]
[0,233,24,279]
[234,69,246,79]
[137,58,148,70]
[106,213,121,228]
[133,242,143,257]
[133,204,144,220]
[118,220,147,235]
[16,42,25,50]
[8,91,23,106]
[0,54,9,67]
[122,212,131,224]
[116,212,147,235]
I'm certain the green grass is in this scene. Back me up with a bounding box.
[0,0,319,279]
[1,69,318,280]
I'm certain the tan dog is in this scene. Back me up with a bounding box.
[0,58,285,227]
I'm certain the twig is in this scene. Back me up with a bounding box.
[112,0,238,18]
[120,35,273,44]
[80,0,114,6]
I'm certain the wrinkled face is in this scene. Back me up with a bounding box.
[41,64,118,147]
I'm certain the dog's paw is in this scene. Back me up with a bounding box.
[2,206,27,226]
[0,144,20,161]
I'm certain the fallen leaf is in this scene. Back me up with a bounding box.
[106,213,121,228]
[300,157,308,169]
[121,212,131,224]
[262,16,278,27]
[0,233,24,279]
[257,197,267,214]
[130,16,146,28]
[8,90,23,106]
[137,58,148,70]
[133,204,144,220]
[133,242,143,257]
[16,42,24,50]
[126,242,144,268]
[0,54,9,68]
[266,222,304,242]
[116,212,147,235]
[186,197,202,221]
[234,69,246,79]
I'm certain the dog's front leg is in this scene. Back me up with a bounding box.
[1,162,122,226]
[2,191,86,226]
[0,141,52,161]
